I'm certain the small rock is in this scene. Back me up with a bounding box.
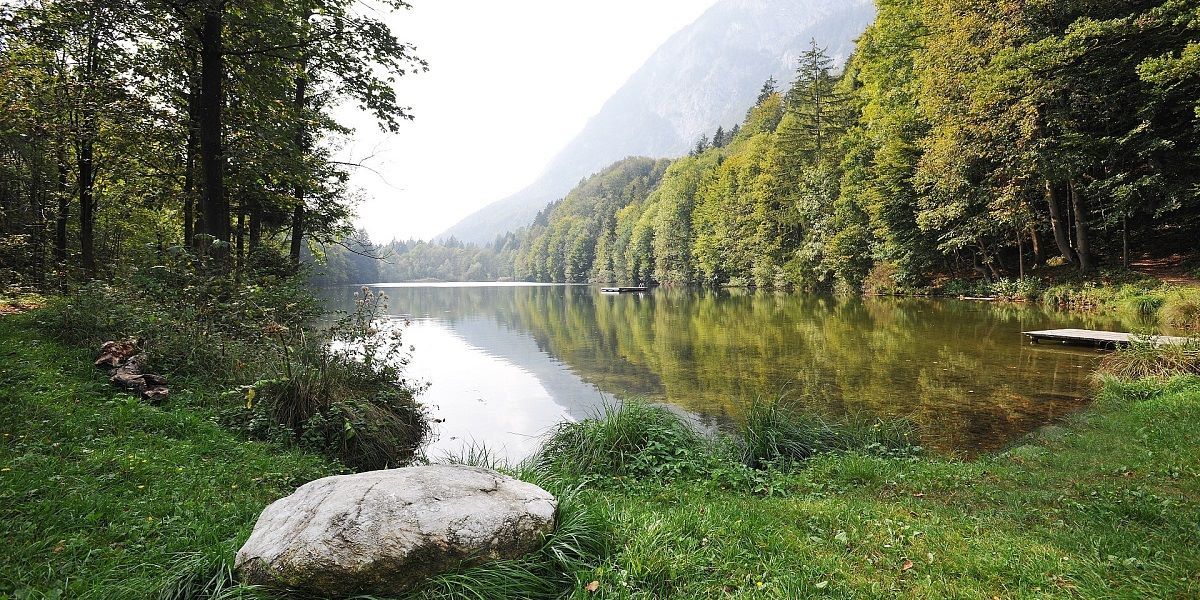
[235,465,557,597]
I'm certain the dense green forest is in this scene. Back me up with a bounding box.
[383,0,1199,290]
[0,0,423,287]
[514,0,1200,291]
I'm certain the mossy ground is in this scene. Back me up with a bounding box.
[3,310,1200,599]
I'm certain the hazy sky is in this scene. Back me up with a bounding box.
[340,0,720,243]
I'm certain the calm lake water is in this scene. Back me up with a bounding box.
[325,283,1136,461]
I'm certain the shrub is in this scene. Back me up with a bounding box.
[863,262,902,297]
[221,287,429,471]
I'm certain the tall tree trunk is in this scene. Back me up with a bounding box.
[197,4,229,267]
[78,22,100,279]
[289,64,308,267]
[1017,231,1025,279]
[29,158,46,286]
[183,66,199,249]
[1069,179,1093,273]
[1044,180,1077,265]
[248,198,262,254]
[1122,214,1129,269]
[78,134,95,278]
[54,138,68,267]
[1029,225,1043,265]
[235,207,245,284]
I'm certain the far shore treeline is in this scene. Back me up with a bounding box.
[364,1,1198,291]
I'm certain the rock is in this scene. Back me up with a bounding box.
[235,465,558,597]
[109,353,169,404]
[94,338,139,368]
[96,340,168,403]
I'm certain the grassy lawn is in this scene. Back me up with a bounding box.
[573,376,1200,598]
[2,309,1199,599]
[0,314,340,599]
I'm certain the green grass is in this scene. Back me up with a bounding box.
[541,378,1200,598]
[0,314,341,599]
[5,310,1200,599]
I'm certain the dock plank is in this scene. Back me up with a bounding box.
[1023,328,1193,348]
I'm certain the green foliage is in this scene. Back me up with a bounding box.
[38,260,429,472]
[455,0,1199,292]
[515,158,671,284]
[220,287,429,471]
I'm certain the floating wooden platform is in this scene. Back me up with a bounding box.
[600,286,649,293]
[1023,329,1192,348]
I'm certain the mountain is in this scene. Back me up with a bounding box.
[437,0,876,244]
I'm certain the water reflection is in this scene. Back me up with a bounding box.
[325,284,1133,460]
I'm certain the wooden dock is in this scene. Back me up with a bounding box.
[1023,329,1193,348]
[601,286,649,293]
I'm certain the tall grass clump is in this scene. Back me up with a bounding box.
[738,397,918,467]
[1097,336,1200,380]
[1160,291,1200,332]
[533,402,708,481]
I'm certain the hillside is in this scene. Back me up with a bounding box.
[438,0,876,244]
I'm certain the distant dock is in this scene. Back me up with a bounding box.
[1023,329,1193,348]
[601,286,649,294]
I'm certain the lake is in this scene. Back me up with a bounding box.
[325,283,1135,461]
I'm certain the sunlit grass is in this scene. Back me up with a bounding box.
[5,311,1200,599]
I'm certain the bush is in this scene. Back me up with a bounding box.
[863,262,902,296]
[39,257,430,472]
[221,287,429,471]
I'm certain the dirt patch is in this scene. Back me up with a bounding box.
[0,297,44,316]
[1128,253,1200,287]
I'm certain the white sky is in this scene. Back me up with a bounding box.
[340,0,720,243]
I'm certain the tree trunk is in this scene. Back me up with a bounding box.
[197,4,229,267]
[77,21,100,280]
[54,138,69,268]
[1122,214,1128,269]
[235,207,245,284]
[1029,225,1043,266]
[1017,231,1025,279]
[183,67,199,249]
[289,64,308,267]
[1044,180,1077,265]
[248,198,262,254]
[1069,179,1093,273]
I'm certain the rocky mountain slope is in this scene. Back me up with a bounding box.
[439,0,876,244]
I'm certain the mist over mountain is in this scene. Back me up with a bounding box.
[438,0,876,244]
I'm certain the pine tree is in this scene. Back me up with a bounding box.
[712,126,726,148]
[779,39,848,165]
[757,76,778,105]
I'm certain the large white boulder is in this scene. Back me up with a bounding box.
[235,465,557,596]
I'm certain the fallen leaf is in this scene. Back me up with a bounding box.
[901,559,914,572]
[585,580,600,593]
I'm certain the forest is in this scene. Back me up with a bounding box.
[0,0,424,288]
[402,0,1200,291]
